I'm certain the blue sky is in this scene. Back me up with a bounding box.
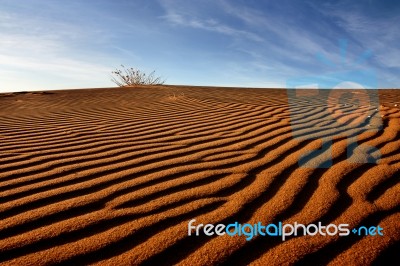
[0,0,399,92]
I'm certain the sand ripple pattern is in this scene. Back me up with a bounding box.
[0,87,399,265]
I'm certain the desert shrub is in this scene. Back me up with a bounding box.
[111,65,165,86]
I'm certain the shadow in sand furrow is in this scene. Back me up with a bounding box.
[173,119,266,137]
[366,169,400,202]
[372,240,400,266]
[290,102,371,134]
[388,159,400,165]
[140,163,302,266]
[0,184,217,242]
[226,125,291,152]
[0,165,210,220]
[0,132,152,153]
[134,107,248,122]
[223,169,394,265]
[201,151,246,162]
[0,132,107,147]
[0,200,225,264]
[2,106,268,156]
[0,201,104,240]
[291,101,375,126]
[90,111,254,135]
[50,105,163,118]
[291,117,373,140]
[274,137,348,222]
[216,127,394,265]
[0,214,137,263]
[318,164,377,225]
[288,105,333,123]
[160,100,225,112]
[0,104,166,122]
[100,129,298,201]
[379,131,400,155]
[0,109,237,145]
[373,127,399,151]
[212,177,327,263]
[0,102,276,148]
[0,154,34,166]
[199,101,255,111]
[0,121,289,204]
[295,206,400,266]
[0,121,193,149]
[6,108,237,143]
[0,146,182,195]
[125,101,233,114]
[115,174,229,209]
[383,146,400,160]
[118,133,316,215]
[168,116,267,136]
[0,134,283,221]
[219,235,284,266]
[218,143,316,198]
[133,101,249,118]
[85,128,311,261]
[55,201,225,266]
[94,113,237,134]
[354,118,389,144]
[0,115,99,126]
[207,171,336,264]
[100,169,232,205]
[375,141,400,154]
[0,142,225,204]
[136,115,285,147]
[137,141,317,265]
[0,143,176,185]
[28,111,168,126]
[203,147,382,265]
[137,103,279,123]
[0,142,181,190]
[187,118,287,140]
[0,124,103,139]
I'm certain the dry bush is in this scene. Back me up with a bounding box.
[111,65,165,86]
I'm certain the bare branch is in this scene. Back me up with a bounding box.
[111,65,165,87]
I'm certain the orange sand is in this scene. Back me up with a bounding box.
[0,86,398,265]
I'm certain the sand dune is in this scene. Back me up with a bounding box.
[0,86,399,265]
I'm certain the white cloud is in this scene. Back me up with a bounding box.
[314,2,400,85]
[220,1,344,60]
[0,8,117,92]
[313,2,400,62]
[0,54,110,77]
[159,0,263,42]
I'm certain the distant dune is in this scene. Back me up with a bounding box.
[0,86,398,265]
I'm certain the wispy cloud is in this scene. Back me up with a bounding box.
[312,1,400,86]
[0,7,116,91]
[0,54,110,78]
[158,0,327,85]
[159,0,263,42]
[1,0,399,91]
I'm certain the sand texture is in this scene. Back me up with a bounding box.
[0,86,399,265]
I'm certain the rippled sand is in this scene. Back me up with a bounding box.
[0,86,398,265]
